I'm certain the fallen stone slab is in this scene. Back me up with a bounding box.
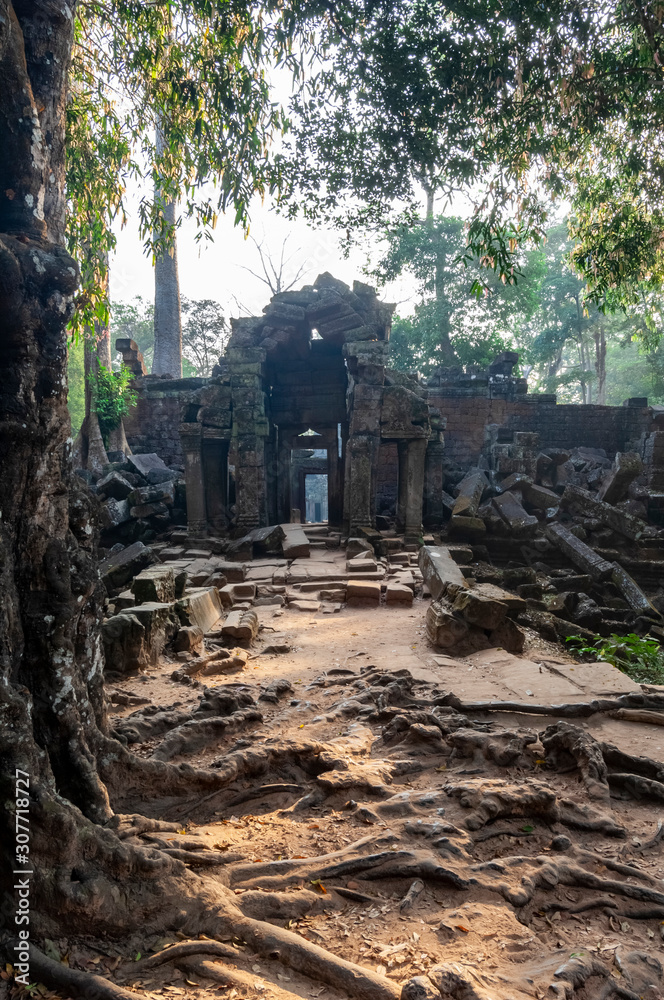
[281,522,310,558]
[209,560,246,583]
[100,498,132,531]
[448,515,486,541]
[97,470,134,501]
[346,579,381,605]
[546,522,614,581]
[130,501,168,520]
[346,537,374,558]
[246,524,286,555]
[452,468,488,518]
[128,484,174,507]
[346,551,378,572]
[218,582,257,608]
[320,588,347,602]
[127,452,169,478]
[117,602,178,663]
[102,612,147,677]
[611,563,661,619]
[386,582,413,604]
[598,451,643,504]
[418,545,468,601]
[173,625,204,652]
[561,484,655,540]
[426,602,469,648]
[176,587,223,633]
[131,565,176,604]
[452,589,508,630]
[487,617,525,654]
[100,541,155,592]
[519,479,560,511]
[472,582,527,615]
[491,491,539,537]
[222,609,259,642]
[289,598,321,612]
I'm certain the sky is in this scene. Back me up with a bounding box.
[108,184,425,322]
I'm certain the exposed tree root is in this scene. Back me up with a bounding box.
[177,958,306,1000]
[151,708,264,762]
[541,721,610,801]
[132,940,241,970]
[27,946,140,1000]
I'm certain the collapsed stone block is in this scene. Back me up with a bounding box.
[448,515,486,541]
[597,451,643,504]
[561,484,654,541]
[131,565,176,604]
[426,602,469,647]
[222,608,259,642]
[100,541,155,592]
[546,522,614,581]
[385,582,413,604]
[491,491,538,537]
[452,468,488,518]
[418,545,468,601]
[127,452,169,478]
[176,587,223,633]
[611,563,661,619]
[97,470,134,500]
[281,523,310,558]
[173,625,204,652]
[452,589,508,630]
[102,612,147,676]
[118,602,178,663]
[100,498,131,531]
[347,579,381,604]
[488,616,525,654]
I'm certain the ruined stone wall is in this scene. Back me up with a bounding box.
[429,391,656,467]
[124,376,207,467]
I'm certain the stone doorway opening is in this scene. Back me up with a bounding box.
[304,472,328,523]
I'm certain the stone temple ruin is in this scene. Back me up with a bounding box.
[96,271,664,670]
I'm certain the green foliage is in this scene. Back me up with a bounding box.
[182,298,228,376]
[376,214,543,372]
[110,297,155,370]
[67,337,86,435]
[88,364,138,446]
[287,1,664,324]
[566,633,664,686]
[67,0,315,334]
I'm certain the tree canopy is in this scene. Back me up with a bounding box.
[286,0,664,321]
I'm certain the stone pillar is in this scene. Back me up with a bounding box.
[327,430,344,528]
[229,346,269,531]
[396,440,409,533]
[276,434,291,524]
[347,434,379,535]
[403,438,427,542]
[202,433,229,534]
[180,422,207,535]
[423,437,445,527]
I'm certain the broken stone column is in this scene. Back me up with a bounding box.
[452,468,488,518]
[402,438,427,542]
[327,433,344,528]
[491,491,539,537]
[597,451,643,504]
[545,522,614,581]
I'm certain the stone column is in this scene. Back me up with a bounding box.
[229,346,269,531]
[202,433,229,534]
[403,438,427,542]
[180,422,207,535]
[423,437,445,527]
[396,440,409,533]
[347,434,379,535]
[327,429,344,528]
[276,433,291,524]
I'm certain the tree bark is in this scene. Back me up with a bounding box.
[595,324,607,405]
[152,123,183,377]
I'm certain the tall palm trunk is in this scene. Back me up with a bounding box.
[152,122,182,377]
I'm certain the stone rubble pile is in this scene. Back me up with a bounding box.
[76,451,187,554]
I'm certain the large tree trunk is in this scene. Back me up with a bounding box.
[594,324,607,405]
[152,124,183,377]
[0,0,196,945]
